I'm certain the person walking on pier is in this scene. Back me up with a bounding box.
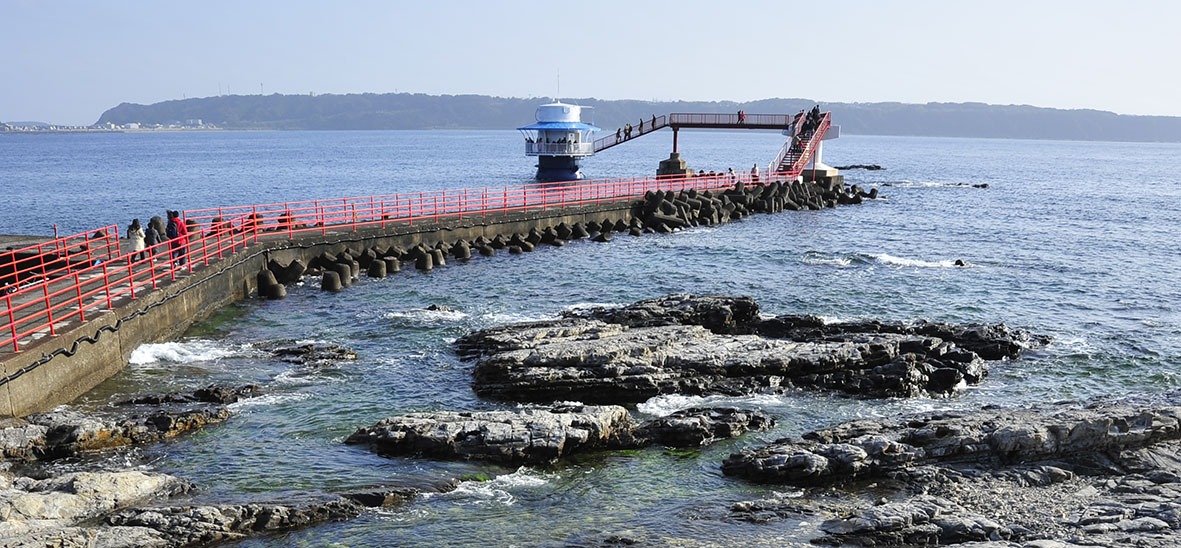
[144,221,162,261]
[127,219,145,262]
[738,110,746,124]
[751,163,760,182]
[166,211,189,268]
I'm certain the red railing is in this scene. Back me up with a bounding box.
[3,171,796,354]
[770,112,831,176]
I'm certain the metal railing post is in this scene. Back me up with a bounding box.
[5,293,18,352]
[42,280,55,336]
[102,263,112,309]
[127,259,135,300]
[74,272,85,323]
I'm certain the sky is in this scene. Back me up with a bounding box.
[4,0,1180,125]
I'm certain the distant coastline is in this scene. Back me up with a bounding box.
[16,92,1181,142]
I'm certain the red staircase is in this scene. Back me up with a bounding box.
[770,112,832,177]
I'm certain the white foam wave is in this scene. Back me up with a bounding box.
[563,302,625,313]
[637,393,787,417]
[227,392,311,411]
[128,339,247,365]
[383,308,470,324]
[428,467,551,507]
[801,251,852,268]
[881,181,977,188]
[870,253,960,269]
[477,311,553,325]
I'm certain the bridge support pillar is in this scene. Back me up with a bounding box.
[657,152,694,179]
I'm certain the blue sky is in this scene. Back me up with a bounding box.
[4,0,1180,124]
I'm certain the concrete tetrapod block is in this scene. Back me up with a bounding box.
[367,260,387,278]
[321,270,343,292]
[430,249,445,267]
[332,263,353,287]
[416,253,433,271]
[383,257,401,273]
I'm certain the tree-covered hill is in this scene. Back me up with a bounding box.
[95,93,1181,142]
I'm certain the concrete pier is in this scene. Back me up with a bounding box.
[0,203,637,417]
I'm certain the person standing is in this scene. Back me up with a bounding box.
[144,221,162,261]
[166,211,189,267]
[127,219,145,262]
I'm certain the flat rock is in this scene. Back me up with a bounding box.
[346,405,634,465]
[116,384,262,406]
[721,396,1181,486]
[346,405,773,465]
[458,294,1043,404]
[1,407,230,461]
[466,320,985,403]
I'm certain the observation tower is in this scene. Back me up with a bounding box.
[517,102,599,181]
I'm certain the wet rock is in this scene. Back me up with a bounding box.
[104,497,365,546]
[634,407,775,447]
[817,495,1012,546]
[464,320,984,403]
[346,404,634,465]
[116,384,262,406]
[6,407,233,460]
[721,395,1181,486]
[565,294,759,333]
[264,341,358,366]
[459,295,1042,404]
[346,405,770,465]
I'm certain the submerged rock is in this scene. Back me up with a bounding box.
[116,384,262,406]
[262,341,358,366]
[346,405,773,465]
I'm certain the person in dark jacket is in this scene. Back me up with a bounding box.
[166,211,189,267]
[144,221,163,261]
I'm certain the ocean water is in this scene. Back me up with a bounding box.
[3,130,1181,546]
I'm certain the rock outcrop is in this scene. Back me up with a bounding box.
[0,469,431,548]
[116,384,261,406]
[722,392,1181,546]
[458,295,1044,404]
[262,341,358,366]
[346,405,773,465]
[720,398,1181,485]
[0,407,230,461]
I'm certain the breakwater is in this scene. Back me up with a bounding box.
[0,174,870,418]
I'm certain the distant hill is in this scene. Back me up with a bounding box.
[95,93,1181,142]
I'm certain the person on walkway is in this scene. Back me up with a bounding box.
[127,219,145,262]
[616,127,621,141]
[144,221,162,261]
[738,110,746,124]
[624,123,632,139]
[651,114,657,128]
[166,211,189,267]
[751,163,760,182]
[638,118,644,132]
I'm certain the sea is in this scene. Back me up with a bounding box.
[2,129,1180,546]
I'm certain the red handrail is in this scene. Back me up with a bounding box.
[0,169,807,353]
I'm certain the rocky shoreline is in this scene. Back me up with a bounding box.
[721,392,1181,547]
[9,293,1177,547]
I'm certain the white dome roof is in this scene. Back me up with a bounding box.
[536,102,582,123]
